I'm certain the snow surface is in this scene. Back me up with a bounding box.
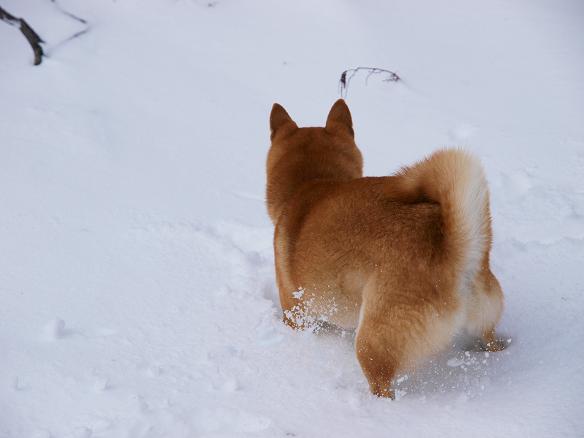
[1,0,584,437]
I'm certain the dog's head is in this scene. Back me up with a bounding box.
[266,99,363,223]
[269,98,355,141]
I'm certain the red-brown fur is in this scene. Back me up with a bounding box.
[266,100,506,399]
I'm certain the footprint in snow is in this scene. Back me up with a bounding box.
[42,318,73,341]
[448,123,477,143]
[493,169,534,202]
[195,407,272,434]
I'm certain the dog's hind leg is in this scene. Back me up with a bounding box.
[354,280,416,399]
[356,275,463,398]
[465,266,507,351]
[355,319,399,399]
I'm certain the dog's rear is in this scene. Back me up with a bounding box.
[354,151,504,398]
[266,100,505,399]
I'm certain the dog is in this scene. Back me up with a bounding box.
[266,99,507,399]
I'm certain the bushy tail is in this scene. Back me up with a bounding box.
[391,149,491,280]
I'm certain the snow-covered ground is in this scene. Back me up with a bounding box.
[1,0,583,436]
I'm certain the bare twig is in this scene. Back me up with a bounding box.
[48,0,90,50]
[49,0,87,24]
[339,67,400,97]
[0,5,44,65]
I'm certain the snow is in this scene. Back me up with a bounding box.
[1,0,583,436]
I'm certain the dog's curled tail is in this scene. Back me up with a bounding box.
[393,149,491,280]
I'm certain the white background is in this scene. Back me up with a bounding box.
[1,0,583,436]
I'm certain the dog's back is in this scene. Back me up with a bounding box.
[266,100,505,398]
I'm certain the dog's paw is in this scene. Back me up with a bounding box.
[483,337,511,352]
[372,387,395,400]
[463,335,511,352]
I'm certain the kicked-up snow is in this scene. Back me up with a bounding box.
[1,0,583,437]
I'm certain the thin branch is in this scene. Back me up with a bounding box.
[49,0,87,24]
[339,67,400,97]
[48,0,90,51]
[0,5,45,65]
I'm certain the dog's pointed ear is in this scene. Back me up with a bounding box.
[270,103,297,139]
[326,99,353,136]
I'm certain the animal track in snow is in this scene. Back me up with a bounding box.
[448,123,477,143]
[42,318,69,341]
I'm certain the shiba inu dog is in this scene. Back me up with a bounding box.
[266,99,507,399]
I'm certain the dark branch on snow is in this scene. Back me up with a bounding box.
[339,67,400,97]
[0,1,90,66]
[0,5,45,65]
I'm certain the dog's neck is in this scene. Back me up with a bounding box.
[266,128,363,224]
